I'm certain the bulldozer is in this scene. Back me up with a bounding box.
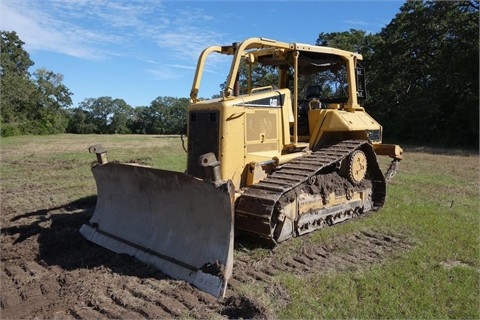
[80,37,403,298]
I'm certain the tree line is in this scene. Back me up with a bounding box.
[1,1,478,148]
[1,30,189,136]
[66,96,188,134]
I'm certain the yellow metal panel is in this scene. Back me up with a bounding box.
[313,110,381,132]
[217,90,290,189]
[246,142,278,153]
[308,109,382,148]
[220,105,246,189]
[338,110,381,131]
[373,144,404,160]
[281,91,293,147]
[246,110,278,142]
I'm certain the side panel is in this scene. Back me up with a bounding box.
[188,89,291,190]
[308,109,383,149]
[245,109,280,154]
[224,90,288,188]
[220,104,247,189]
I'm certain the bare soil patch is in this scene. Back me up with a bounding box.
[1,195,410,319]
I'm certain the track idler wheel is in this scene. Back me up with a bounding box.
[341,149,367,184]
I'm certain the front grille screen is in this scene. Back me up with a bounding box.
[187,110,220,178]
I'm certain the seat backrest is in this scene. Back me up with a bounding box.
[305,85,321,99]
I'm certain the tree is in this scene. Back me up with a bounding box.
[110,100,133,134]
[66,107,97,134]
[316,29,382,84]
[149,97,188,134]
[1,31,74,135]
[31,68,73,133]
[76,97,133,134]
[127,106,149,134]
[316,29,378,57]
[220,61,279,95]
[366,1,479,147]
[126,97,189,134]
[0,31,34,76]
[0,31,37,134]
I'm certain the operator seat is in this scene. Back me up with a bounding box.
[305,85,322,100]
[298,85,322,136]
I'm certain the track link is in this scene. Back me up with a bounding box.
[235,140,386,245]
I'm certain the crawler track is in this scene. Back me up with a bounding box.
[236,140,386,244]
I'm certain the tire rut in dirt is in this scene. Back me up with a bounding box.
[1,202,224,319]
[217,230,410,319]
[229,230,411,294]
[2,196,410,319]
[64,268,220,319]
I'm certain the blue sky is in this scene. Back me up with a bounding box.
[1,0,404,108]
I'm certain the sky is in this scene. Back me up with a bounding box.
[1,0,404,108]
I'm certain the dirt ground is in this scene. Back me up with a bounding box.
[1,192,410,319]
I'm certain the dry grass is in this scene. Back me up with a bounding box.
[0,134,186,221]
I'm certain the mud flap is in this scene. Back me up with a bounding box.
[80,163,234,298]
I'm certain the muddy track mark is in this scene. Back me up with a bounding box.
[1,194,411,319]
[230,230,411,290]
[217,229,411,319]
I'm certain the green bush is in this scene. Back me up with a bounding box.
[0,122,22,137]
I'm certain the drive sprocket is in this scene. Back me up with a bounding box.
[342,149,367,184]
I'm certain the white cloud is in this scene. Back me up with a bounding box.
[1,0,121,60]
[1,0,228,65]
[147,65,185,80]
[166,64,197,71]
[146,7,226,62]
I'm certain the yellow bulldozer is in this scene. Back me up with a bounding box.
[80,37,403,298]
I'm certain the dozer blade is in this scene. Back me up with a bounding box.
[80,162,234,298]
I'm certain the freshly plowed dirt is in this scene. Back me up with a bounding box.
[1,196,410,319]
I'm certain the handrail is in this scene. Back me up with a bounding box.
[223,38,290,99]
[250,86,274,95]
[190,46,223,103]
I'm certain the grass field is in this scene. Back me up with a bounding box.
[278,145,480,319]
[1,134,478,319]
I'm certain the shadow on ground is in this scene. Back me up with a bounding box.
[1,195,168,280]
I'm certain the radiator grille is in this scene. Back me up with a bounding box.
[187,110,220,179]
